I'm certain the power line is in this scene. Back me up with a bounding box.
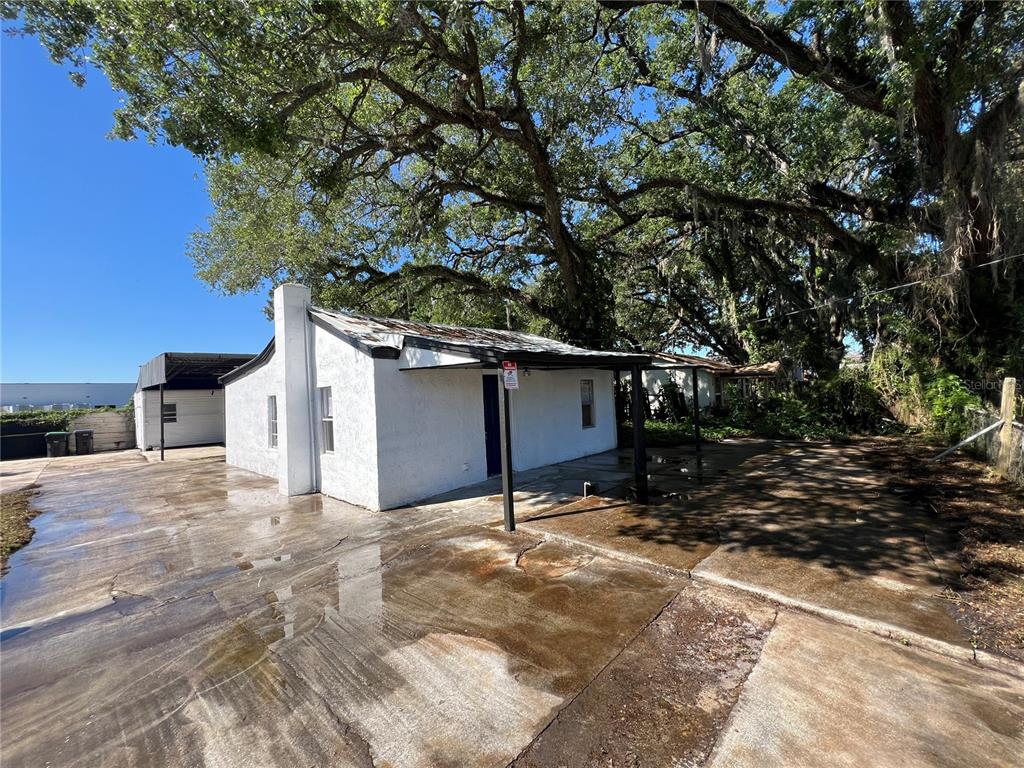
[752,251,1024,324]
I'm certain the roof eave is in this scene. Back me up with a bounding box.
[219,339,275,385]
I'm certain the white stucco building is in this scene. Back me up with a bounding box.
[221,284,650,522]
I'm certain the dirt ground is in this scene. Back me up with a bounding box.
[868,439,1024,662]
[1,443,1022,768]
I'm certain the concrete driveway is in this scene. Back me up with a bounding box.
[2,445,1022,767]
[522,440,973,653]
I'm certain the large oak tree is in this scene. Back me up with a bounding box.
[8,0,1023,374]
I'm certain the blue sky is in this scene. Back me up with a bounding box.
[2,32,273,383]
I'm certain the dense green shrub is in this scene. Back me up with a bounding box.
[923,373,982,441]
[655,379,690,423]
[804,372,888,433]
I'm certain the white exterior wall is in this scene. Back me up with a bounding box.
[642,368,717,409]
[508,369,617,472]
[372,348,489,510]
[370,364,617,509]
[224,355,280,480]
[312,326,380,510]
[136,388,226,449]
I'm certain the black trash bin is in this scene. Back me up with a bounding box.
[74,429,95,455]
[45,432,69,457]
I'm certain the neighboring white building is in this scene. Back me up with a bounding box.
[221,284,649,516]
[641,352,792,411]
[642,353,734,410]
[134,352,255,452]
[0,382,136,410]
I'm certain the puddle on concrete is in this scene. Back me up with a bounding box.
[200,621,283,689]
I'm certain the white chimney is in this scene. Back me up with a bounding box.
[273,283,315,495]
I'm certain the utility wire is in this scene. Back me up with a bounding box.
[752,251,1024,324]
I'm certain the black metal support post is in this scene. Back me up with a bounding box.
[631,364,648,503]
[692,367,702,453]
[500,384,515,531]
[159,383,165,462]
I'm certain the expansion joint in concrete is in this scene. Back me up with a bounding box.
[505,586,684,767]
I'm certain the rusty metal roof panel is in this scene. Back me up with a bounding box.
[727,361,783,377]
[309,307,649,367]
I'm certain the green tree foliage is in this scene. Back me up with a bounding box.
[6,0,1023,376]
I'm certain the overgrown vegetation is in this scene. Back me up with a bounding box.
[869,345,983,440]
[639,371,893,443]
[0,485,40,575]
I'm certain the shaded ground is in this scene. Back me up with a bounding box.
[0,485,39,574]
[524,439,970,648]
[2,444,1022,767]
[869,439,1024,662]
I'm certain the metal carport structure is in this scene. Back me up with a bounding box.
[137,352,255,460]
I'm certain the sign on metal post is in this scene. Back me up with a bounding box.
[502,361,519,390]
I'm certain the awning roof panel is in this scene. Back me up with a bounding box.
[138,352,256,390]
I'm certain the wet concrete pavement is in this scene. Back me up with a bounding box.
[2,444,1023,767]
[707,612,1024,768]
[2,450,682,767]
[522,440,971,649]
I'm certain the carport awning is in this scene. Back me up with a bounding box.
[137,352,256,391]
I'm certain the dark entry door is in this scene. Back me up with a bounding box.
[482,375,501,476]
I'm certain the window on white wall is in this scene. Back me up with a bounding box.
[319,387,334,452]
[161,403,177,424]
[268,396,278,448]
[580,379,595,428]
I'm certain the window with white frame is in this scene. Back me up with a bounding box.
[268,395,278,448]
[580,379,595,428]
[319,387,334,452]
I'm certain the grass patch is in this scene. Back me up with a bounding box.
[1,485,41,575]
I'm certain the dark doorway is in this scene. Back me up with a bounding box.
[482,375,501,476]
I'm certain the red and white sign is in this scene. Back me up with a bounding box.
[502,360,519,390]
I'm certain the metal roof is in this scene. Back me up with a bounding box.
[725,361,783,378]
[309,308,650,368]
[218,340,275,385]
[137,352,256,391]
[648,351,735,371]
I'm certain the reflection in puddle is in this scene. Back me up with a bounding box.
[250,542,385,651]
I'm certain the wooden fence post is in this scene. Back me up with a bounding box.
[997,377,1017,479]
